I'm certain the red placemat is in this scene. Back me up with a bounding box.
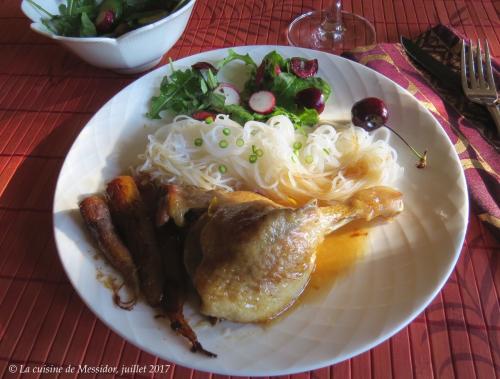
[1,1,499,378]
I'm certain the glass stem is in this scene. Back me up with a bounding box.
[319,0,344,40]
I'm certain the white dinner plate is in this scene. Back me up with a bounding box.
[53,46,468,376]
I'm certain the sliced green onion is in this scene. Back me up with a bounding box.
[218,164,227,174]
[293,142,302,150]
[249,155,257,163]
[205,116,214,124]
[222,128,230,136]
[194,138,203,146]
[219,139,228,148]
[256,149,264,157]
[323,148,330,155]
[305,155,313,164]
[236,138,244,147]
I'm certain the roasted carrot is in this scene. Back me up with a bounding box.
[79,195,139,310]
[106,176,165,307]
[158,221,216,357]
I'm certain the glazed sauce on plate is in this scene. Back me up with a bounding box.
[301,220,368,304]
[266,220,369,325]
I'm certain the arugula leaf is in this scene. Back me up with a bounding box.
[80,12,97,36]
[58,4,68,15]
[30,0,99,36]
[219,104,255,125]
[43,14,80,36]
[217,49,257,69]
[148,88,179,119]
[263,51,286,67]
[147,64,221,119]
[206,92,226,109]
[272,107,319,130]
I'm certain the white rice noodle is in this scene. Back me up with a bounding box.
[136,114,403,205]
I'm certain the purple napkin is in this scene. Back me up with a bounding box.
[344,25,499,233]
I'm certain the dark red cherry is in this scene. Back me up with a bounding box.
[290,58,318,78]
[295,87,325,113]
[351,97,388,130]
[351,97,427,168]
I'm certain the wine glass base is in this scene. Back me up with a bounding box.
[287,11,376,53]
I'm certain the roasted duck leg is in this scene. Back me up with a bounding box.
[179,186,403,323]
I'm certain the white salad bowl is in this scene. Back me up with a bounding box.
[21,0,196,73]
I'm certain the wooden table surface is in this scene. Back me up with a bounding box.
[1,0,499,378]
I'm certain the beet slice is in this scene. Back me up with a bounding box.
[191,62,218,73]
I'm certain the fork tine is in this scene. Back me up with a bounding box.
[461,41,468,91]
[467,41,478,88]
[476,40,486,88]
[484,40,496,91]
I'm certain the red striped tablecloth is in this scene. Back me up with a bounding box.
[1,1,499,378]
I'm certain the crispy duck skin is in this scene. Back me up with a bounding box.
[158,221,216,357]
[156,184,274,227]
[106,176,165,307]
[156,185,220,227]
[180,186,404,323]
[79,195,139,309]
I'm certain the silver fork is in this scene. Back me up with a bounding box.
[461,40,500,134]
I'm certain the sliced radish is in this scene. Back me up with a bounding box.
[248,91,276,114]
[192,111,217,121]
[214,83,241,105]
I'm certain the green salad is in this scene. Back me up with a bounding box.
[27,0,189,37]
[147,50,332,130]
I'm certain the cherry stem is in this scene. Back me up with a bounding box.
[384,125,427,168]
